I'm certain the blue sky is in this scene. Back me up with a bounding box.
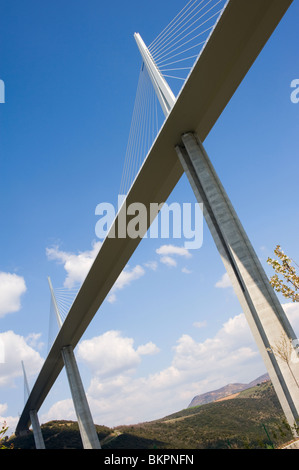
[0,0,299,434]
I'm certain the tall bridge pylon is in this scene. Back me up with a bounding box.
[21,361,45,449]
[48,277,101,449]
[134,27,299,431]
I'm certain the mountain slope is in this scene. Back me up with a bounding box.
[188,373,269,408]
[114,380,292,449]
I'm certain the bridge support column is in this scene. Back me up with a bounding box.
[21,360,45,448]
[29,410,45,449]
[176,132,299,433]
[61,345,101,449]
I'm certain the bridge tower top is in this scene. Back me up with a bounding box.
[134,32,175,117]
[47,277,63,329]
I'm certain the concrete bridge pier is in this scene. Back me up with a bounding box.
[29,410,45,449]
[21,360,46,448]
[176,132,299,433]
[61,345,101,449]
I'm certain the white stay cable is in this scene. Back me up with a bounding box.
[119,65,162,195]
[149,0,199,52]
[149,0,214,57]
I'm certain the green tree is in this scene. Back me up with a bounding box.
[267,245,299,302]
[0,422,13,449]
[267,245,299,434]
[267,333,299,390]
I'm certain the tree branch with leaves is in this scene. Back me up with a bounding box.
[267,245,299,303]
[267,334,299,389]
[0,422,13,450]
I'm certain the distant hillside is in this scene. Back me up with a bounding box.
[6,421,113,450]
[6,378,294,450]
[114,381,292,449]
[188,373,269,408]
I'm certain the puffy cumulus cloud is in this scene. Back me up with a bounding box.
[159,256,177,267]
[0,331,44,387]
[87,374,133,400]
[46,241,145,303]
[41,399,76,424]
[0,403,19,437]
[156,244,192,269]
[0,403,7,415]
[220,313,249,342]
[46,241,102,288]
[143,261,158,271]
[78,331,140,378]
[282,302,299,337]
[0,272,27,318]
[86,376,175,426]
[40,332,161,426]
[182,267,192,274]
[107,265,145,303]
[193,321,207,329]
[156,245,192,258]
[136,342,160,356]
[25,333,44,351]
[171,313,259,377]
[77,330,159,379]
[215,272,232,289]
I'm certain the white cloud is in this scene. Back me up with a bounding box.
[182,267,192,274]
[282,302,299,338]
[113,265,145,291]
[107,293,117,304]
[77,330,159,379]
[137,342,160,356]
[41,398,76,424]
[78,331,140,377]
[0,331,44,387]
[107,265,145,303]
[156,245,192,270]
[25,333,44,351]
[193,321,207,329]
[215,272,232,289]
[139,313,261,402]
[156,245,191,258]
[0,404,19,437]
[46,241,102,288]
[144,261,158,271]
[160,256,177,267]
[0,272,27,318]
[47,241,144,303]
[0,403,7,415]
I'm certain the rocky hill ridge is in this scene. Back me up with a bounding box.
[188,373,269,408]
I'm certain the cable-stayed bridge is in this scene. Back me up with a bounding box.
[16,0,299,449]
